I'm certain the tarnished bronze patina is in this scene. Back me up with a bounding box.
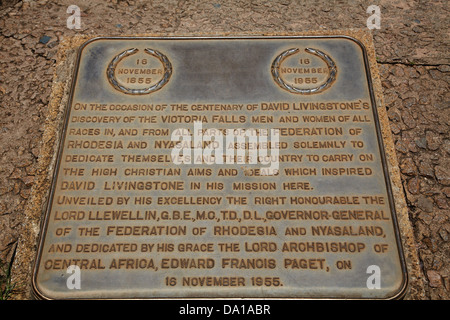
[33,36,407,299]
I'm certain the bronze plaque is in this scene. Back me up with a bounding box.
[33,36,407,299]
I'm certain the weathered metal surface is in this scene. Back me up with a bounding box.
[33,36,407,299]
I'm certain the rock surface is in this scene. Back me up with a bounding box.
[0,0,448,300]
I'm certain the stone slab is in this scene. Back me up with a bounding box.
[11,30,426,300]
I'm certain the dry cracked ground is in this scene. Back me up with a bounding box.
[0,0,448,299]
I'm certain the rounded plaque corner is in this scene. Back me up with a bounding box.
[390,268,409,300]
[31,273,55,301]
[77,36,110,52]
[334,35,369,56]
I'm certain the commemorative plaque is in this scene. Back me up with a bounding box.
[33,36,407,299]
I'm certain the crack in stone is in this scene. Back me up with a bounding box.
[0,29,54,62]
[377,61,449,67]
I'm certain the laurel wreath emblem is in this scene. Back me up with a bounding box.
[271,47,337,95]
[107,48,172,95]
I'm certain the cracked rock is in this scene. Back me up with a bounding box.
[417,196,434,213]
[425,131,441,151]
[400,158,417,176]
[427,270,442,288]
[435,165,450,186]
[419,161,435,178]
